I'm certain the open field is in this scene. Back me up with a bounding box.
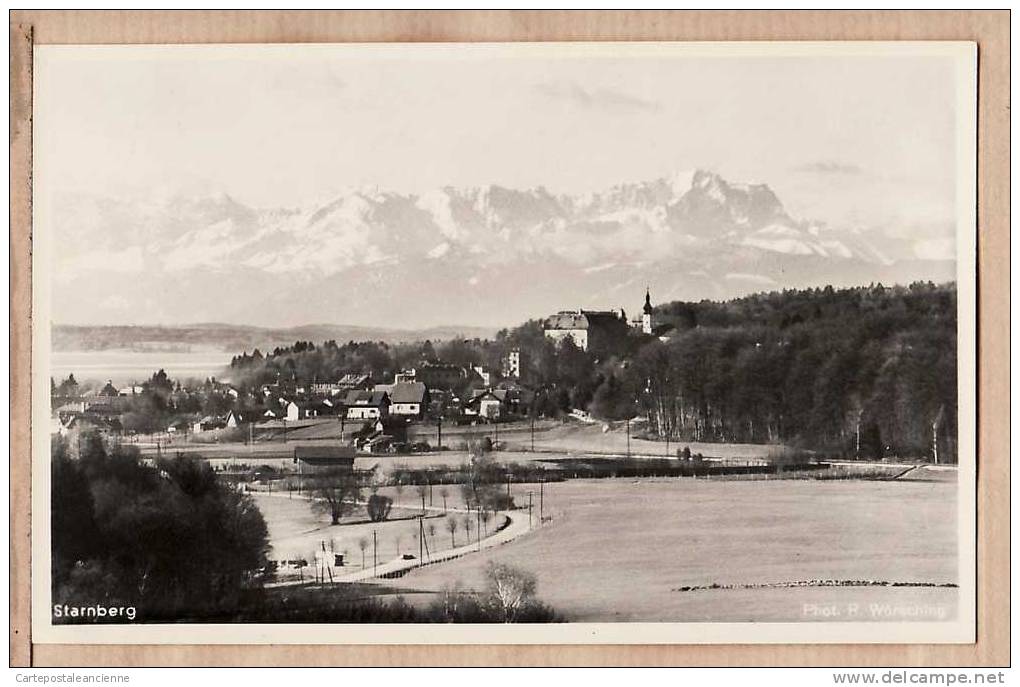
[143,417,954,485]
[381,476,958,622]
[141,418,787,465]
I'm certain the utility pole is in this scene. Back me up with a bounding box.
[530,412,535,452]
[626,418,631,459]
[540,477,545,522]
[437,416,442,450]
[476,508,481,551]
[418,515,424,563]
[420,514,431,564]
[373,529,378,577]
[528,491,533,528]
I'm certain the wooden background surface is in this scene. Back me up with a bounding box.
[8,10,1010,667]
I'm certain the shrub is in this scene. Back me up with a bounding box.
[366,494,393,522]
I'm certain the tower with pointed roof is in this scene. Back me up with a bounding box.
[642,288,654,335]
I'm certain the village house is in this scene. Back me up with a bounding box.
[310,381,341,396]
[84,381,131,414]
[58,412,122,438]
[311,375,370,395]
[344,390,390,420]
[311,398,339,416]
[386,382,430,419]
[193,415,226,433]
[284,400,324,422]
[167,416,198,435]
[58,414,123,456]
[394,369,417,384]
[463,388,507,420]
[469,365,497,387]
[353,416,410,453]
[497,384,535,415]
[224,409,268,428]
[55,400,87,419]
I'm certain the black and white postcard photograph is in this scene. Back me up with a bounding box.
[28,40,977,646]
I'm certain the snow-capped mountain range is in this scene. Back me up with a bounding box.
[51,169,954,329]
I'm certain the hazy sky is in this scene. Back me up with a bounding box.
[35,42,968,236]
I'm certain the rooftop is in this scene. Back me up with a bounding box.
[544,309,625,330]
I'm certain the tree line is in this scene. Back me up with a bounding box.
[51,432,269,622]
[213,281,960,461]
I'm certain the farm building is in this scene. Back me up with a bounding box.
[293,445,356,475]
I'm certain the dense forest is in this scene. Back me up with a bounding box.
[226,282,957,461]
[632,282,958,461]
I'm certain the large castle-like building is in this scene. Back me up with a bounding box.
[543,289,656,352]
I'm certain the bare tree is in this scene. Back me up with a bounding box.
[445,517,457,547]
[312,471,362,525]
[484,561,538,622]
[439,486,450,513]
[480,509,491,536]
[357,536,368,569]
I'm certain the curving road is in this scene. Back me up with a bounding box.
[259,493,538,586]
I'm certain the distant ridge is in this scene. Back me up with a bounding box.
[52,322,498,353]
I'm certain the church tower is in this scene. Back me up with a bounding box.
[642,288,654,334]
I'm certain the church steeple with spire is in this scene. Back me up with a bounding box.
[642,287,654,334]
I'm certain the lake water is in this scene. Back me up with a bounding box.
[50,349,233,386]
